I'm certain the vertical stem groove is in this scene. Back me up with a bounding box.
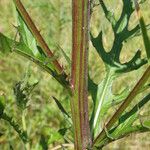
[71,0,91,149]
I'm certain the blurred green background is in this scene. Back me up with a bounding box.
[0,0,150,149]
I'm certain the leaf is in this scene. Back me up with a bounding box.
[117,14,128,33]
[52,97,70,118]
[0,33,56,71]
[9,144,14,150]
[139,18,150,63]
[0,33,69,88]
[17,11,44,59]
[139,0,147,4]
[0,96,5,117]
[0,132,3,137]
[0,33,12,55]
[100,0,116,28]
[13,67,38,110]
[1,112,28,143]
[0,33,32,56]
[40,135,48,150]
[91,69,114,137]
[88,76,97,102]
[15,10,58,70]
[90,31,106,59]
[58,128,68,136]
[100,87,129,120]
[48,131,63,144]
[143,120,150,129]
[56,44,71,67]
[109,93,150,138]
[91,69,129,138]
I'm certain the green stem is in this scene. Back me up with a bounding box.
[22,111,27,133]
[22,110,30,150]
[14,49,70,90]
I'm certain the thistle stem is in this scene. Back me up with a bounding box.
[71,0,91,149]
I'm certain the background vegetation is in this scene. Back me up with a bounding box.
[0,0,150,149]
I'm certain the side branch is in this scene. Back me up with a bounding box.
[14,0,64,74]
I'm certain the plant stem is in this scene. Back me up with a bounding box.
[15,49,70,89]
[1,112,27,143]
[71,0,91,149]
[22,111,26,134]
[93,66,150,148]
[13,0,64,74]
[22,110,30,150]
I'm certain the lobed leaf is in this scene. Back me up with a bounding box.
[0,33,69,88]
[13,68,38,110]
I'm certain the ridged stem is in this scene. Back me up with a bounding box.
[71,0,91,149]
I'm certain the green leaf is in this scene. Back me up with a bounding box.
[52,96,70,119]
[0,32,33,56]
[0,132,3,137]
[143,120,150,129]
[139,0,147,4]
[91,73,129,138]
[0,33,56,72]
[91,68,129,138]
[99,0,116,28]
[56,44,71,67]
[0,33,12,55]
[91,69,114,137]
[16,10,57,70]
[39,135,48,150]
[58,128,68,136]
[52,96,72,126]
[117,14,128,33]
[109,93,150,138]
[48,130,63,144]
[0,33,69,88]
[1,112,28,143]
[17,11,45,59]
[13,67,38,110]
[0,96,5,117]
